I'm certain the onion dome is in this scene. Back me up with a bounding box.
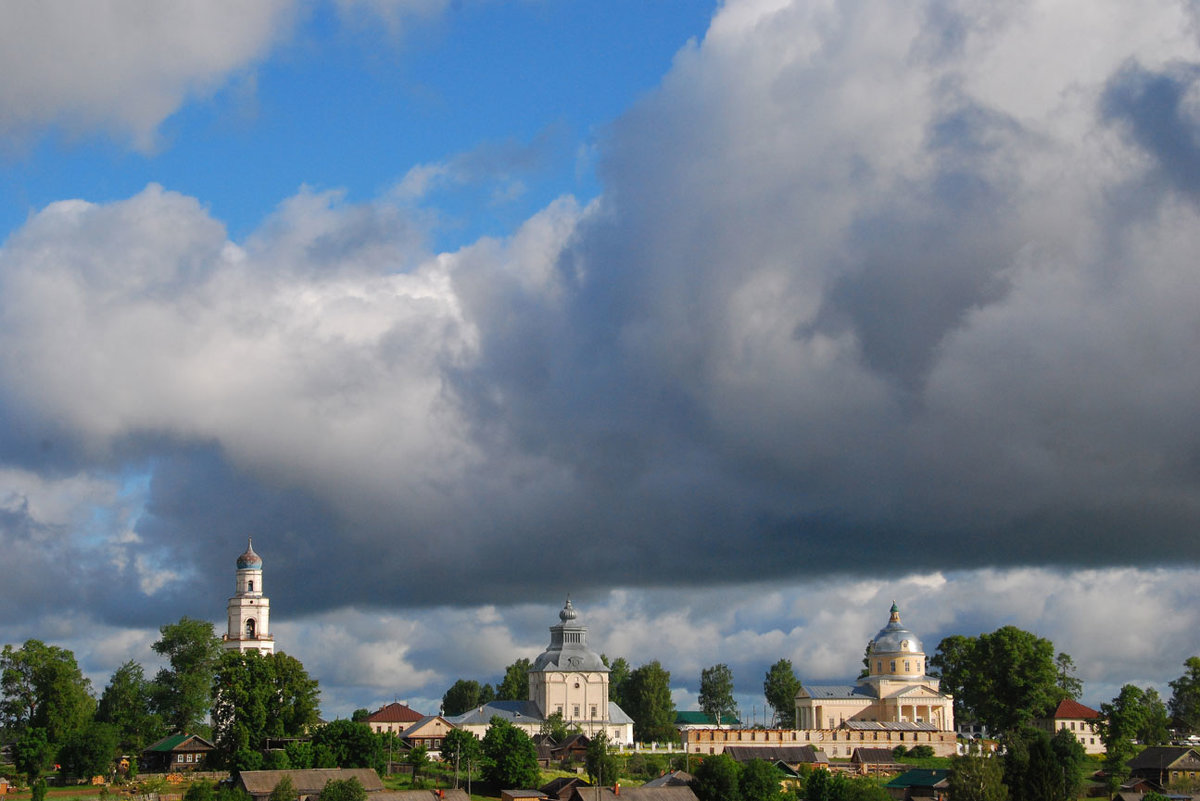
[560,597,579,622]
[869,601,923,654]
[236,538,263,569]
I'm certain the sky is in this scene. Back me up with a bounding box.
[2,0,1200,724]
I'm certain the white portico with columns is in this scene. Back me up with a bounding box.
[222,539,275,655]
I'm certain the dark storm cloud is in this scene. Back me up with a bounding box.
[2,0,1200,637]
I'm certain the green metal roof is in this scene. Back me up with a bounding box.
[144,733,213,752]
[674,711,742,726]
[885,769,950,789]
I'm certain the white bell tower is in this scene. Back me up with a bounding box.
[223,539,274,655]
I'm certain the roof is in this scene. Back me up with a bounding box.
[843,720,939,731]
[400,715,453,738]
[885,769,950,789]
[369,702,425,724]
[869,604,924,655]
[1048,698,1101,720]
[237,538,263,569]
[674,711,743,726]
[568,788,699,801]
[798,685,877,700]
[723,745,827,764]
[540,777,592,795]
[1128,746,1200,770]
[238,768,384,796]
[376,793,470,801]
[852,748,900,764]
[144,733,215,753]
[641,771,692,788]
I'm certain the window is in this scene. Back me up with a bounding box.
[890,660,896,672]
[248,580,254,592]
[904,661,910,672]
[590,705,597,719]
[573,705,580,718]
[246,618,256,638]
[556,705,563,715]
[177,754,185,763]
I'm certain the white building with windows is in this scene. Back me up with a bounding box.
[446,598,635,745]
[222,539,275,655]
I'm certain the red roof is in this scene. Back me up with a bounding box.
[1051,698,1100,719]
[367,702,424,723]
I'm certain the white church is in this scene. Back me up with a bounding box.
[222,539,275,655]
[445,598,635,745]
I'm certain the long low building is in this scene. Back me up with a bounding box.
[684,722,954,759]
[237,769,384,801]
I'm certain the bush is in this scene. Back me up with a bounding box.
[891,745,908,759]
[909,745,935,759]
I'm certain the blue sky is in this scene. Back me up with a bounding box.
[3,0,1200,722]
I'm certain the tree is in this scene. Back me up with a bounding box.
[1101,684,1171,748]
[442,727,481,789]
[540,711,570,742]
[931,628,1066,732]
[909,744,935,759]
[804,768,849,801]
[14,727,56,784]
[269,776,296,801]
[1170,656,1200,733]
[496,658,531,701]
[350,709,369,722]
[699,664,737,725]
[585,731,620,787]
[0,640,95,744]
[317,778,366,801]
[211,650,321,771]
[1049,728,1086,801]
[762,659,800,728]
[949,748,1008,801]
[58,721,120,779]
[739,759,783,801]
[603,656,632,710]
[310,719,381,770]
[481,716,540,789]
[442,679,493,717]
[96,661,164,754]
[1002,727,1078,801]
[691,753,742,801]
[151,617,222,733]
[407,744,430,787]
[626,661,676,743]
[1054,653,1083,700]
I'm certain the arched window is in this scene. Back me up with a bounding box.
[248,580,254,592]
[245,619,256,638]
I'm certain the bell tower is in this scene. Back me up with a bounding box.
[223,539,274,655]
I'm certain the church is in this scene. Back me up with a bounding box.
[684,603,957,758]
[445,598,635,745]
[222,539,275,655]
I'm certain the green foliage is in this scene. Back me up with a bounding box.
[441,679,495,717]
[318,777,367,801]
[540,711,570,741]
[284,740,314,769]
[691,754,742,801]
[496,658,531,701]
[891,745,907,759]
[481,716,540,789]
[14,726,56,783]
[763,660,800,729]
[1169,656,1200,733]
[151,617,223,733]
[310,719,381,770]
[931,628,1066,732]
[949,750,1008,801]
[211,650,321,770]
[626,660,677,743]
[841,775,892,801]
[1049,728,1086,801]
[603,656,632,710]
[1002,727,1078,801]
[699,664,737,724]
[804,768,850,801]
[1143,794,1171,801]
[351,708,369,722]
[31,778,47,801]
[908,745,935,759]
[96,661,164,754]
[263,749,292,770]
[269,776,297,801]
[407,744,430,786]
[1,640,96,744]
[1101,684,1171,748]
[1054,653,1083,700]
[585,731,620,786]
[738,759,783,801]
[184,780,217,801]
[441,727,481,788]
[58,721,120,779]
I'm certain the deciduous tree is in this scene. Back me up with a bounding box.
[699,664,737,725]
[0,640,95,744]
[269,776,296,801]
[691,753,742,801]
[496,658,531,701]
[58,721,120,780]
[97,661,164,753]
[309,719,380,770]
[1101,684,1170,748]
[211,650,320,771]
[738,759,783,801]
[585,731,620,787]
[442,727,481,789]
[949,747,1008,801]
[317,778,366,801]
[626,660,676,743]
[14,727,55,784]
[441,679,494,717]
[151,617,222,733]
[603,656,632,710]
[481,716,540,789]
[763,659,800,728]
[407,744,430,786]
[1170,656,1200,733]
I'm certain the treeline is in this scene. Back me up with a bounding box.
[1,617,321,783]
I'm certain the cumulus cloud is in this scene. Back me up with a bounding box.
[2,0,1200,714]
[0,1,297,150]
